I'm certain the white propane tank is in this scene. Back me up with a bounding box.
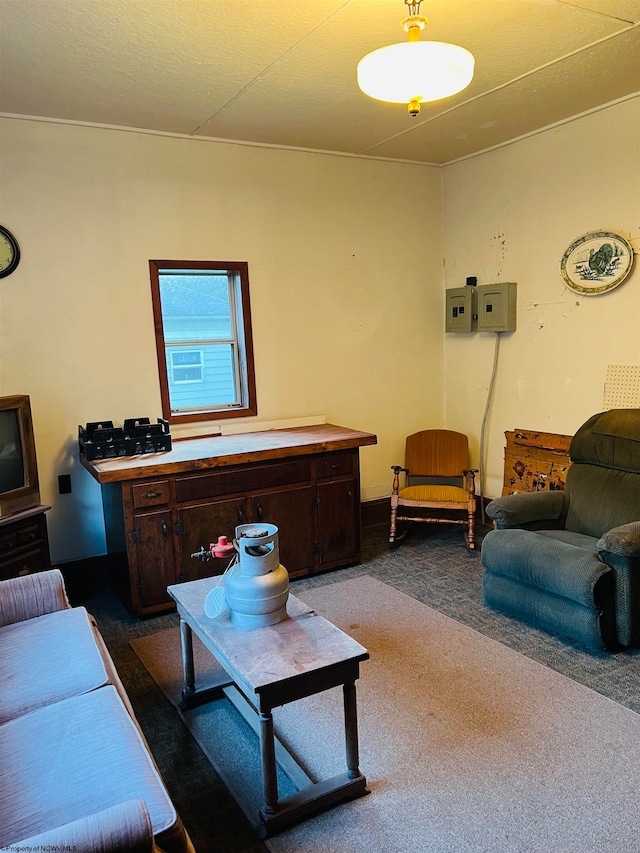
[225,523,289,627]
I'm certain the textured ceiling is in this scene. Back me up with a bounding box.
[1,0,639,165]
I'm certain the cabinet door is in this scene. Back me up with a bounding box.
[252,485,315,576]
[178,498,247,581]
[131,509,176,610]
[317,479,359,567]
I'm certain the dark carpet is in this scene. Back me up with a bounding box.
[76,522,640,852]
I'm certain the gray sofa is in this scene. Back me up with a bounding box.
[0,569,195,852]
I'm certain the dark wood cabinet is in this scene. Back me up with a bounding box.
[0,505,52,582]
[81,424,376,616]
[177,497,247,582]
[253,484,316,574]
[130,508,175,611]
[317,479,359,567]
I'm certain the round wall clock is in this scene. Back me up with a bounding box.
[0,225,20,278]
[560,231,634,296]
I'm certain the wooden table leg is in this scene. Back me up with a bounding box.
[343,680,361,779]
[180,618,196,702]
[258,709,279,815]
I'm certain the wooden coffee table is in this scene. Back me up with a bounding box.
[167,576,370,838]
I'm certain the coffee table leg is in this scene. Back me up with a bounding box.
[180,618,196,701]
[343,680,361,779]
[259,710,279,814]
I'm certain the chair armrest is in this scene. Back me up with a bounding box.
[486,491,569,529]
[598,522,640,564]
[391,465,408,495]
[0,568,70,628]
[13,799,159,853]
[463,469,478,492]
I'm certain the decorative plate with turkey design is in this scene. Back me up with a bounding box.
[560,231,634,296]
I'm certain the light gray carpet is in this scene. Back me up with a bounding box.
[131,576,640,853]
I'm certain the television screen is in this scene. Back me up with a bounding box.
[0,408,25,493]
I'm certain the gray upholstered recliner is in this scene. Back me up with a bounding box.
[482,409,640,651]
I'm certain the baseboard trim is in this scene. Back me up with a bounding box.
[53,554,110,606]
[362,498,391,528]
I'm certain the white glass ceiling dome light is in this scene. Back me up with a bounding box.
[357,0,475,116]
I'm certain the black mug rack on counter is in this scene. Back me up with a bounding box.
[79,417,172,461]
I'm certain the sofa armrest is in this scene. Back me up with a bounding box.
[597,522,640,648]
[13,799,160,853]
[597,522,640,563]
[0,569,70,628]
[486,491,569,529]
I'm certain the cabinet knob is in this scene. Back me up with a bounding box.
[18,566,30,576]
[161,521,168,540]
[142,491,164,499]
[237,507,244,522]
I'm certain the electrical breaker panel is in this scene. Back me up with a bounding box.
[477,282,517,332]
[445,286,477,333]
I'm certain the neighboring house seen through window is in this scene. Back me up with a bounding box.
[149,260,257,423]
[170,350,204,383]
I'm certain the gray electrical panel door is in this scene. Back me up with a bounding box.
[477,282,517,332]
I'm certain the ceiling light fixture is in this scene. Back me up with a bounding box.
[357,0,475,117]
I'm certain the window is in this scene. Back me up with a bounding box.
[170,350,204,384]
[149,260,257,423]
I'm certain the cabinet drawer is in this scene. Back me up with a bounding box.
[16,522,43,548]
[316,451,356,479]
[0,522,41,555]
[175,460,312,503]
[0,548,48,581]
[132,480,171,508]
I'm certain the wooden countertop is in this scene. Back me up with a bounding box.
[80,423,377,484]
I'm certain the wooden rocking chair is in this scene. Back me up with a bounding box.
[390,429,477,549]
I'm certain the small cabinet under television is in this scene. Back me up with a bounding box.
[0,505,52,581]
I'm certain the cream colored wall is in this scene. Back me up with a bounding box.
[0,118,444,563]
[442,96,640,501]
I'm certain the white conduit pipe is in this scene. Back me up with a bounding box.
[479,331,502,525]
